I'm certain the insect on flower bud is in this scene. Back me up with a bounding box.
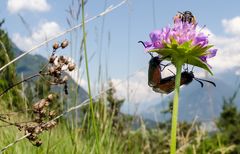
[53,42,59,50]
[68,63,76,71]
[61,40,69,48]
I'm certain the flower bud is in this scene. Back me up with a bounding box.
[53,42,59,50]
[61,40,68,48]
[68,63,76,71]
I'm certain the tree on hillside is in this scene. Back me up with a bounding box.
[0,19,25,110]
[216,90,240,153]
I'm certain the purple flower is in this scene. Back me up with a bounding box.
[143,19,217,62]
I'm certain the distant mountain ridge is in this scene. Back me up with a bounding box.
[12,43,48,76]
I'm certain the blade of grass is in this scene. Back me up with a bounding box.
[81,0,99,153]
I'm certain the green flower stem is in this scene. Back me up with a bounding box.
[81,0,100,153]
[170,59,183,154]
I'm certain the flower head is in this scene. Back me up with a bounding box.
[142,18,217,74]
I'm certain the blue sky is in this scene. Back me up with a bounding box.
[1,0,240,103]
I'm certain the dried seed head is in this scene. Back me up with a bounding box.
[68,63,76,71]
[64,58,69,65]
[35,140,42,147]
[49,110,56,118]
[54,70,61,78]
[53,42,59,49]
[28,133,38,141]
[34,126,43,134]
[47,94,54,101]
[62,75,68,83]
[45,121,57,129]
[58,56,68,64]
[54,57,60,66]
[34,118,43,123]
[44,101,49,107]
[61,40,68,48]
[33,99,47,111]
[49,55,56,63]
[39,109,47,116]
[48,66,55,74]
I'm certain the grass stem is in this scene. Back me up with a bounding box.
[81,1,100,153]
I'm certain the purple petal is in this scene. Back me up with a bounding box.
[144,41,152,48]
[149,30,162,43]
[207,49,217,58]
[200,56,207,62]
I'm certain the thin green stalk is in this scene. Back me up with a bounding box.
[81,0,100,153]
[170,60,183,154]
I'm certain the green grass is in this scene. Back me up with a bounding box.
[0,119,147,154]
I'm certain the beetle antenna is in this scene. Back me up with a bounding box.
[168,69,175,76]
[193,78,204,87]
[198,25,206,32]
[160,63,171,71]
[138,41,154,57]
[194,77,216,87]
[148,52,154,57]
[138,41,146,48]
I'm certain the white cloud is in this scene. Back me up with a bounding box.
[222,16,240,35]
[7,0,50,13]
[191,16,240,73]
[111,71,162,103]
[12,21,62,51]
[208,34,240,73]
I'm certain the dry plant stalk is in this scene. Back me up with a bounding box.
[0,40,76,147]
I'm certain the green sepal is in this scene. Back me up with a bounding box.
[186,56,213,75]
